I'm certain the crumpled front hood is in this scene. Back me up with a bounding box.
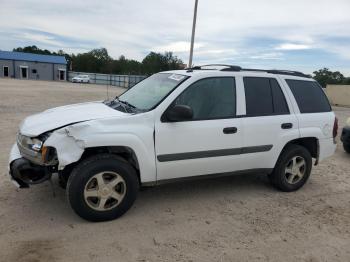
[20,101,128,137]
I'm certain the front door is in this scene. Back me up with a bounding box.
[20,66,28,79]
[155,77,244,181]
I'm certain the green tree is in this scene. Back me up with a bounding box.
[13,45,55,55]
[12,46,184,75]
[110,55,143,74]
[342,77,350,85]
[313,68,345,88]
[142,52,165,74]
[71,48,112,73]
[142,52,184,75]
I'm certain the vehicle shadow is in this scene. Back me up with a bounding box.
[131,172,275,216]
[141,172,272,198]
[11,171,274,223]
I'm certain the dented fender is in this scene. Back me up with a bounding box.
[44,128,85,170]
[44,117,156,183]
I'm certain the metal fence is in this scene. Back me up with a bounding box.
[68,71,146,88]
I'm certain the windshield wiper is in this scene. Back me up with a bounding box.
[109,97,139,113]
[119,100,136,109]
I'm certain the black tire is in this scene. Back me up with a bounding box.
[269,144,312,192]
[67,154,139,222]
[343,143,350,154]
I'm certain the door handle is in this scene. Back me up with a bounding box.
[223,127,238,134]
[281,123,293,129]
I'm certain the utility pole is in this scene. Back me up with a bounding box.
[188,0,199,68]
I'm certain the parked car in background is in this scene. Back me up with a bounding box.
[341,117,350,153]
[72,75,90,83]
[8,65,337,222]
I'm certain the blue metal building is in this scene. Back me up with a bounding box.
[0,51,67,81]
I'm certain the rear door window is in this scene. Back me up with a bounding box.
[244,77,289,117]
[286,80,331,113]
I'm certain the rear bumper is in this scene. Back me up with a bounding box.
[341,126,350,144]
[319,137,337,162]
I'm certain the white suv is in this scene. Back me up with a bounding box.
[9,65,337,221]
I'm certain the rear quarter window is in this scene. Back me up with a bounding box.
[286,80,331,113]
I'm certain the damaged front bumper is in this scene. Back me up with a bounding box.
[8,144,57,188]
[9,125,87,188]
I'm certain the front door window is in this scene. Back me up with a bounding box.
[173,77,236,120]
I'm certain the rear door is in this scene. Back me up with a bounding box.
[239,76,300,170]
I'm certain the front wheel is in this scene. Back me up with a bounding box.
[269,144,312,192]
[67,154,139,222]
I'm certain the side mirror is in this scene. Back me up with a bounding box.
[165,105,193,122]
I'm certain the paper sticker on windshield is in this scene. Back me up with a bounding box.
[168,74,185,81]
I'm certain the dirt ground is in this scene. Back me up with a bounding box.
[0,78,349,262]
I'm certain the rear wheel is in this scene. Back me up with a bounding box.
[269,144,312,192]
[343,142,350,154]
[67,154,139,222]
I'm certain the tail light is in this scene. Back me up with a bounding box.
[333,117,338,138]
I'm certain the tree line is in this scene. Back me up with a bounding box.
[312,68,350,88]
[13,46,185,75]
[13,46,350,86]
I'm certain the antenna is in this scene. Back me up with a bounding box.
[188,0,199,67]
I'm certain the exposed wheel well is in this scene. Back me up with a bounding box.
[283,137,319,163]
[60,146,141,183]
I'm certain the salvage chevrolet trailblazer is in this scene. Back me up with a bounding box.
[9,65,337,221]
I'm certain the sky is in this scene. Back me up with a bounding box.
[0,0,349,75]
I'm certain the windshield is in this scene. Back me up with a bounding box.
[118,73,188,111]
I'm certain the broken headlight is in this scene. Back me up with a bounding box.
[17,132,56,165]
[17,134,43,152]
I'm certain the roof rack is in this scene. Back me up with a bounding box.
[186,64,242,72]
[238,68,311,78]
[186,64,311,78]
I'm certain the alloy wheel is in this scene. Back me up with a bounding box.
[84,171,126,211]
[284,156,306,185]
